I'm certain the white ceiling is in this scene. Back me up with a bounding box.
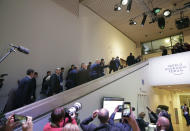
[81,0,190,43]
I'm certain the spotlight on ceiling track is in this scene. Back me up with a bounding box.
[126,0,132,12]
[141,13,147,26]
[163,9,171,17]
[121,0,128,5]
[114,4,122,11]
[153,8,161,15]
[129,20,137,25]
[158,17,165,29]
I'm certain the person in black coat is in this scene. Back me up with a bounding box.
[80,108,120,131]
[77,63,90,85]
[30,72,38,102]
[41,71,51,94]
[126,53,135,66]
[100,59,108,77]
[47,68,61,96]
[109,58,117,74]
[136,112,149,131]
[14,69,34,109]
[66,67,78,90]
[66,65,75,80]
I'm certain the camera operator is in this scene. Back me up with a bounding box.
[109,106,140,131]
[43,107,77,131]
[80,108,120,131]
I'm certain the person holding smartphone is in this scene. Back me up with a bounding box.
[4,115,33,131]
[109,104,140,131]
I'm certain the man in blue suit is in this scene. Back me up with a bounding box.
[80,108,120,131]
[14,69,35,109]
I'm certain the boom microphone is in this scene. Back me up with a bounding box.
[9,44,29,54]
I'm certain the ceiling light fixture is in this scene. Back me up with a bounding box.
[114,4,122,11]
[153,8,161,15]
[141,13,147,26]
[163,9,172,17]
[129,20,136,25]
[121,0,129,5]
[158,17,165,29]
[126,0,132,12]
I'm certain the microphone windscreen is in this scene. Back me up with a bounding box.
[17,46,30,54]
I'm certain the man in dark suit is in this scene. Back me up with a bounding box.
[59,67,64,92]
[30,72,38,102]
[126,53,135,66]
[90,60,101,80]
[14,69,35,109]
[115,56,121,71]
[77,63,90,85]
[109,58,117,74]
[41,71,51,94]
[80,108,120,131]
[47,68,61,96]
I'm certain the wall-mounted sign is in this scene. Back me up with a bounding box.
[148,52,190,86]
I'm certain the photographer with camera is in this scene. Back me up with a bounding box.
[80,108,120,131]
[109,106,140,131]
[43,107,77,131]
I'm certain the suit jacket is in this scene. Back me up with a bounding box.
[31,78,36,100]
[15,76,33,108]
[109,112,132,131]
[136,118,149,131]
[77,69,90,85]
[126,56,135,66]
[80,116,120,131]
[48,74,60,96]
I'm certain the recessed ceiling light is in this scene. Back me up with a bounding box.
[165,39,170,43]
[163,9,172,17]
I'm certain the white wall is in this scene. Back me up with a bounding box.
[0,0,137,111]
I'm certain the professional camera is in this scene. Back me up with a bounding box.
[65,102,82,116]
[64,102,82,124]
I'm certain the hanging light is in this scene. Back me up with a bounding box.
[114,4,122,11]
[163,9,172,17]
[129,20,137,25]
[141,13,147,26]
[158,17,165,29]
[126,0,132,12]
[153,8,161,15]
[121,0,129,5]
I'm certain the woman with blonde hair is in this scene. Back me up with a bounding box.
[63,123,79,131]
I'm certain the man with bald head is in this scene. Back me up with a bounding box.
[156,117,170,131]
[80,108,120,131]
